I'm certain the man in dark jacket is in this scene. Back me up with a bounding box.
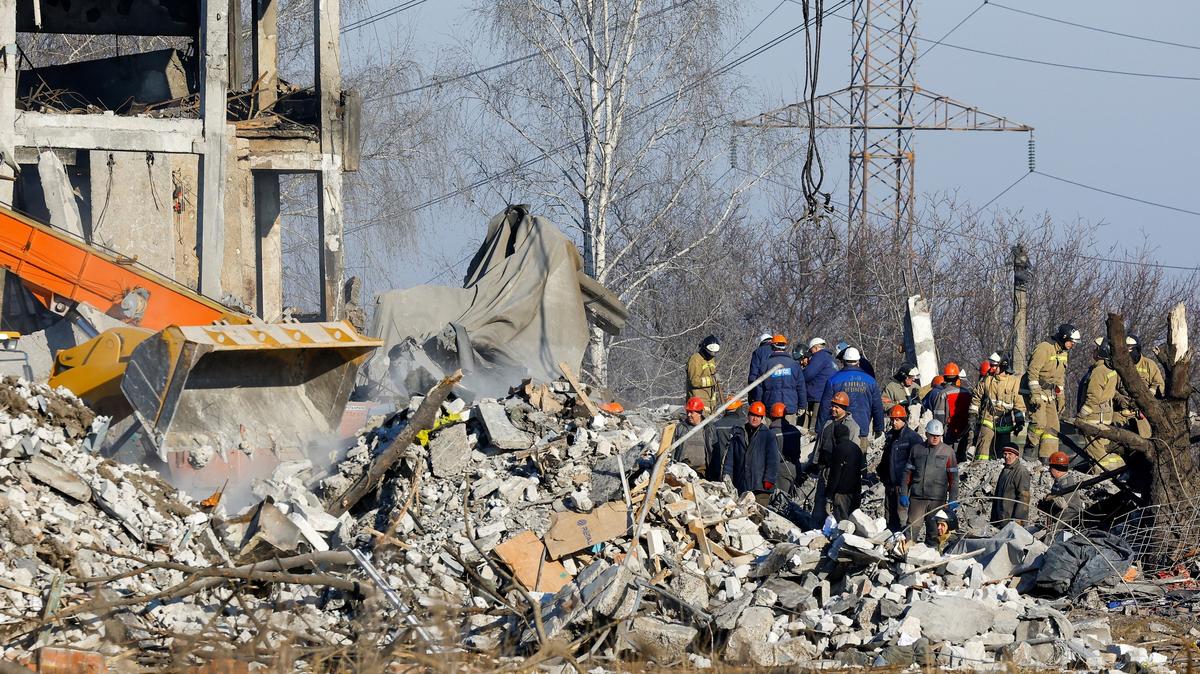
[900,419,960,543]
[1038,451,1085,529]
[817,346,885,448]
[826,423,864,521]
[674,397,716,478]
[991,444,1031,526]
[723,401,779,494]
[747,333,774,401]
[768,402,802,494]
[802,337,837,429]
[710,399,747,481]
[754,335,807,424]
[878,404,922,531]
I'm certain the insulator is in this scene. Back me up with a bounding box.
[1027,133,1036,173]
[729,133,739,170]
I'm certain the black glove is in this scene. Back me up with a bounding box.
[1014,410,1026,434]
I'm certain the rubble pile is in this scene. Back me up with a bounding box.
[0,376,1190,671]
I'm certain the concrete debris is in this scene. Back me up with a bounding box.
[0,374,1182,672]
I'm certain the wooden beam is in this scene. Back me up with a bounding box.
[198,0,230,298]
[0,0,16,206]
[15,112,203,153]
[315,0,344,320]
[251,0,278,114]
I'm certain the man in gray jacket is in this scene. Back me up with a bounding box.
[1039,451,1085,528]
[900,420,959,542]
[990,444,1031,526]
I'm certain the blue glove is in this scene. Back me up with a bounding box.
[898,495,910,507]
[948,500,960,511]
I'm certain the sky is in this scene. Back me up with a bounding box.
[340,0,1200,290]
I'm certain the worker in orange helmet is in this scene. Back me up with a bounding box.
[768,401,803,494]
[808,391,860,525]
[722,401,780,495]
[930,362,972,462]
[1038,450,1085,528]
[675,397,718,478]
[878,404,922,531]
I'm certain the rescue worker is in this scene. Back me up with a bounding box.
[1038,451,1085,528]
[990,444,1031,526]
[817,347,884,450]
[878,404,922,531]
[686,335,721,411]
[1124,334,1164,438]
[722,401,779,495]
[709,397,746,481]
[969,352,1026,461]
[921,375,945,414]
[803,337,837,428]
[826,422,865,522]
[809,391,860,525]
[900,419,959,543]
[930,362,971,462]
[1078,339,1126,472]
[747,333,774,400]
[882,363,920,414]
[836,341,876,378]
[674,397,716,478]
[754,335,807,424]
[768,403,801,494]
[1024,323,1079,463]
[928,509,961,554]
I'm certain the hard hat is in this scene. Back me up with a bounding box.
[808,337,826,349]
[933,509,950,521]
[1001,444,1020,456]
[772,334,788,347]
[769,402,786,419]
[748,401,767,417]
[931,375,945,387]
[1096,339,1113,360]
[726,397,745,411]
[685,397,705,413]
[841,346,861,362]
[1128,334,1143,361]
[908,366,920,378]
[1048,451,1070,468]
[979,361,991,378]
[601,401,625,414]
[1055,323,1081,343]
[888,404,908,419]
[1125,335,1138,346]
[943,362,960,378]
[759,332,774,343]
[836,341,850,354]
[988,351,1002,364]
[831,391,851,408]
[925,419,945,436]
[705,342,720,354]
[896,362,916,379]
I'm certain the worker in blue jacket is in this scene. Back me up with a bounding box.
[754,335,807,424]
[817,346,885,446]
[747,333,774,400]
[723,402,780,495]
[801,337,837,429]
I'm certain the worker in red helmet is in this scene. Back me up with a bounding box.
[723,401,780,496]
[675,397,718,478]
[1038,451,1084,528]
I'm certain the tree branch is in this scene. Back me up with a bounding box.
[1073,417,1153,454]
[1104,313,1172,434]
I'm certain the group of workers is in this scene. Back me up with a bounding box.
[680,323,1160,542]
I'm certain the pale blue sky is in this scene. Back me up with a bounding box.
[343,0,1200,288]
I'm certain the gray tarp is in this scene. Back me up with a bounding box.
[366,205,611,399]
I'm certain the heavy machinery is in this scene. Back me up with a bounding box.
[0,205,381,496]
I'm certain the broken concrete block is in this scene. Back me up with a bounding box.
[429,423,471,478]
[625,616,696,663]
[905,595,996,642]
[725,606,774,663]
[25,454,90,502]
[476,399,533,450]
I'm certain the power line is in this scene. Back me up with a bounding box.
[344,0,853,237]
[917,1,986,59]
[986,2,1200,51]
[342,0,430,34]
[938,41,1200,81]
[1033,170,1200,218]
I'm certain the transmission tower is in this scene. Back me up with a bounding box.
[740,0,1033,240]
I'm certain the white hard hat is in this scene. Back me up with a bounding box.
[759,333,773,343]
[933,509,950,521]
[705,342,720,354]
[842,346,861,362]
[925,419,945,436]
[1125,336,1138,346]
[907,366,920,377]
[988,352,1002,364]
[808,337,826,349]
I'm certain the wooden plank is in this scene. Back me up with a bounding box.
[687,519,712,570]
[558,361,600,417]
[198,0,230,298]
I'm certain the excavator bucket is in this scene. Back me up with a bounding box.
[119,321,381,495]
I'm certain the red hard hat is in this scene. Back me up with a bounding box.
[943,362,960,378]
[979,361,991,377]
[769,402,786,419]
[749,401,767,417]
[685,397,705,413]
[1048,451,1070,468]
[888,404,908,419]
[831,391,851,408]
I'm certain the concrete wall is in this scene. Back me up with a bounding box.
[88,149,176,275]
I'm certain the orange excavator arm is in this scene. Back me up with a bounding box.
[0,206,245,329]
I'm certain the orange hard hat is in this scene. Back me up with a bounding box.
[601,401,625,414]
[771,334,788,346]
[831,391,851,408]
[931,375,945,387]
[685,397,705,413]
[769,402,786,419]
[726,397,745,410]
[943,362,960,378]
[749,401,767,417]
[888,404,908,419]
[1048,451,1070,468]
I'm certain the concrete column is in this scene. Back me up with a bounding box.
[1012,245,1031,375]
[0,0,16,205]
[251,0,278,114]
[315,0,344,320]
[198,0,230,298]
[253,170,282,320]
